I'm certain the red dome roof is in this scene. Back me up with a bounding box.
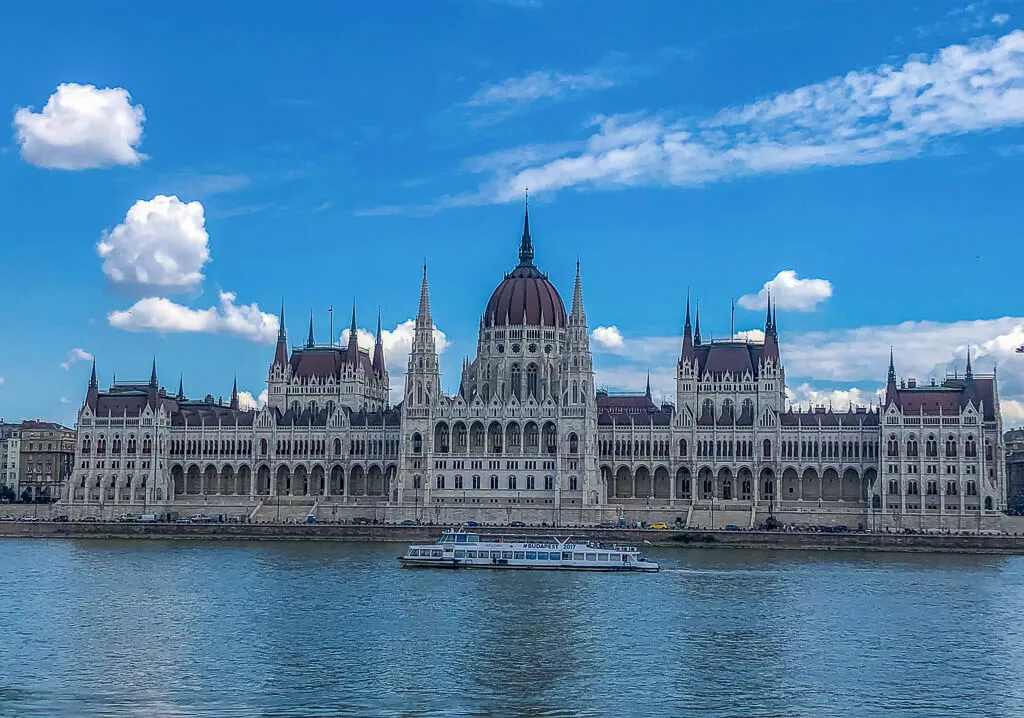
[483,206,567,329]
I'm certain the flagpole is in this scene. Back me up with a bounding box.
[329,305,334,348]
[730,298,735,339]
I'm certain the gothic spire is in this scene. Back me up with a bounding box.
[966,346,974,381]
[347,301,359,360]
[230,375,239,410]
[684,292,692,334]
[765,290,773,332]
[570,258,586,321]
[149,357,158,389]
[645,371,652,399]
[885,346,899,406]
[888,347,896,383]
[518,192,534,266]
[89,358,98,390]
[278,299,287,342]
[694,302,702,346]
[680,292,695,363]
[416,263,432,329]
[177,375,184,401]
[306,311,315,349]
[372,309,386,378]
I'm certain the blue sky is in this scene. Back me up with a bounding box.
[2,0,1024,426]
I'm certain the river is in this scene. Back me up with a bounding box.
[1,539,1023,717]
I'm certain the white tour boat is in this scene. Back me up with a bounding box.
[399,530,659,572]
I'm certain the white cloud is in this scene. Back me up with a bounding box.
[993,13,1011,25]
[591,325,625,350]
[237,389,268,411]
[738,270,833,312]
[97,195,210,292]
[14,83,145,169]
[107,291,279,344]
[341,319,449,401]
[406,31,1024,210]
[0,377,5,386]
[786,383,884,410]
[60,348,93,371]
[469,70,614,108]
[60,397,71,405]
[734,329,766,342]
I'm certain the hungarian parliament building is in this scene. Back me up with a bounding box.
[65,209,1007,528]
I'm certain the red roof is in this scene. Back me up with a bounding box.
[484,267,566,328]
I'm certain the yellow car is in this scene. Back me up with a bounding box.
[649,523,668,530]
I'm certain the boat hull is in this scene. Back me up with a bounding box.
[398,557,658,572]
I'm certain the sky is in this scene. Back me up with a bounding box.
[1,0,1023,427]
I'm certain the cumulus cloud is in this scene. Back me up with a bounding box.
[738,270,833,312]
[60,348,93,371]
[993,13,1011,25]
[386,31,1024,214]
[97,195,210,292]
[786,383,884,411]
[734,329,766,342]
[107,291,279,344]
[237,389,268,411]
[591,325,625,350]
[14,83,145,169]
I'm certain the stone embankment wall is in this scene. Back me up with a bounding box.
[3,522,1024,553]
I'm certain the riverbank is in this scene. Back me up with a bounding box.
[3,521,1024,553]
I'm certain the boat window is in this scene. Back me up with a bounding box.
[456,534,468,543]
[537,552,549,560]
[526,552,537,560]
[409,549,419,557]
[574,553,584,560]
[550,553,561,561]
[491,551,502,559]
[562,552,572,560]
[444,535,455,543]
[432,550,442,557]
[586,553,597,561]
[467,535,479,543]
[502,551,512,559]
[514,551,525,559]
[455,550,466,558]
[598,554,608,561]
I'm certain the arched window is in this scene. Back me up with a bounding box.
[679,438,688,457]
[572,381,578,404]
[412,433,422,454]
[926,435,938,457]
[985,441,994,461]
[701,398,714,417]
[511,364,522,400]
[568,433,579,454]
[527,364,538,399]
[945,435,957,458]
[887,435,899,457]
[260,439,268,455]
[907,436,919,457]
[965,436,977,458]
[762,439,771,459]
[721,399,735,423]
[334,438,342,456]
[569,476,578,491]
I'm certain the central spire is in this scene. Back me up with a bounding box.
[306,311,315,349]
[518,191,534,266]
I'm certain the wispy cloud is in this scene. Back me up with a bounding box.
[915,1,1012,38]
[375,31,1024,214]
[469,69,615,107]
[60,348,93,371]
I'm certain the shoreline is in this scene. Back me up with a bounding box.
[2,522,1024,554]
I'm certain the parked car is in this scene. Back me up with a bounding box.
[117,513,137,522]
[81,516,98,522]
[724,525,743,531]
[399,519,417,526]
[464,520,480,527]
[19,516,39,522]
[136,514,158,523]
[649,523,668,530]
[52,515,69,522]
[305,515,318,524]
[509,520,526,527]
[352,517,372,525]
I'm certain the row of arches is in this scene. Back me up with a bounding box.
[169,463,398,498]
[424,421,561,455]
[886,434,990,460]
[81,434,154,455]
[780,439,878,460]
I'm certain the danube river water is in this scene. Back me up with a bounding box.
[2,540,1024,718]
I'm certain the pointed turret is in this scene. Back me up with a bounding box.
[86,358,99,410]
[346,302,360,365]
[965,346,974,382]
[416,263,432,331]
[177,375,185,401]
[372,310,386,378]
[274,300,288,367]
[680,293,695,363]
[763,295,780,362]
[518,194,534,267]
[645,371,652,399]
[149,357,158,389]
[569,259,586,322]
[230,375,239,410]
[694,302,702,346]
[306,311,315,349]
[885,347,899,406]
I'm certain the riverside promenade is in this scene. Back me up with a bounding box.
[3,521,1024,554]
